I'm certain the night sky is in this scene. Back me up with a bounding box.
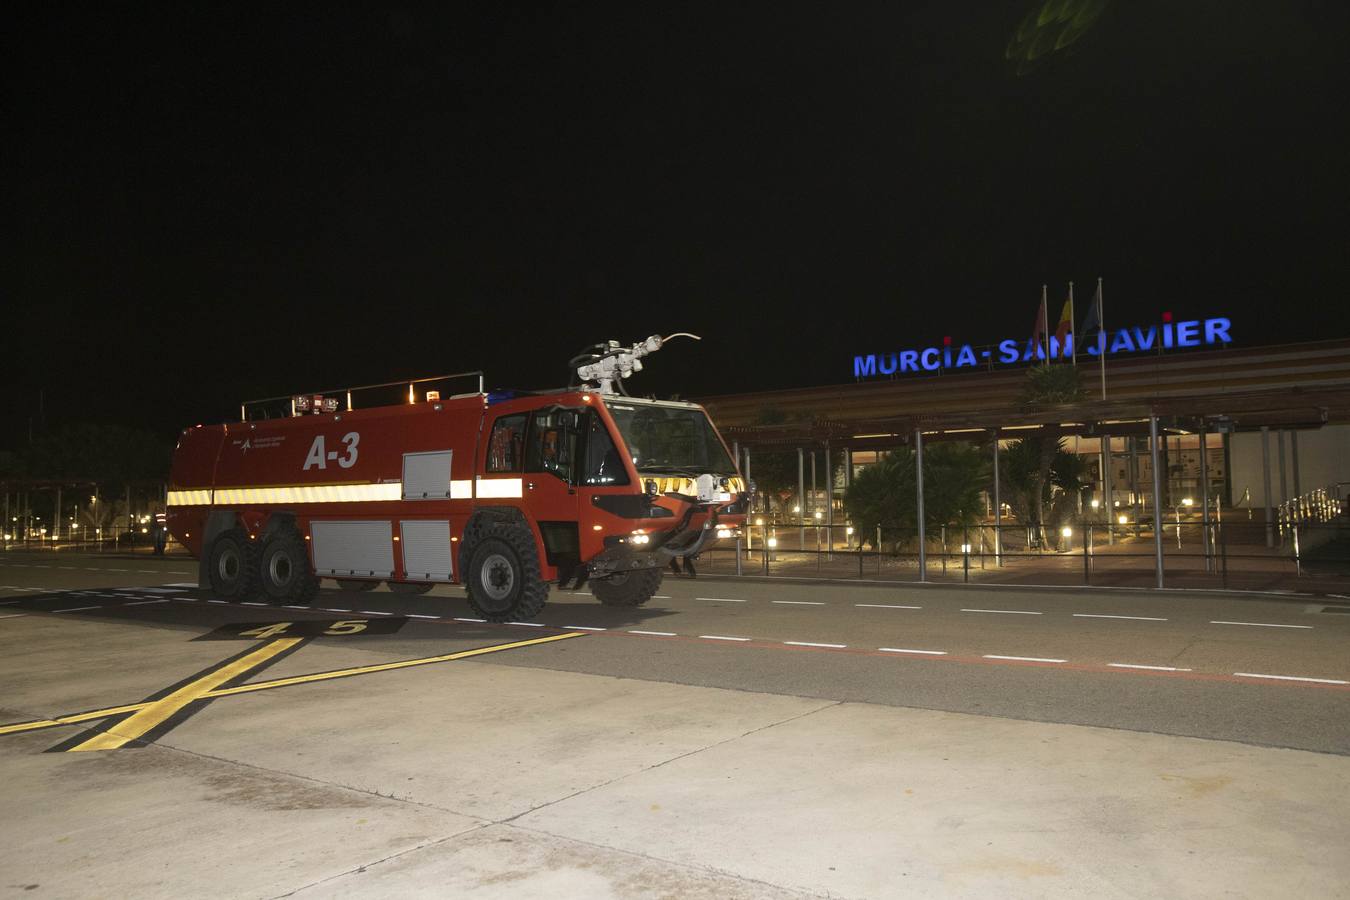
[8,2,1350,440]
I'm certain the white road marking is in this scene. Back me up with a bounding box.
[856,603,922,610]
[699,597,745,602]
[0,600,20,605]
[240,602,267,607]
[563,625,607,631]
[206,599,227,604]
[406,614,440,619]
[700,634,751,642]
[1211,621,1312,629]
[879,647,947,656]
[963,609,1042,615]
[164,582,199,588]
[653,595,672,599]
[323,608,353,613]
[53,606,99,613]
[1075,614,1168,622]
[359,610,393,616]
[629,630,677,636]
[507,621,545,627]
[454,617,486,623]
[983,654,1066,663]
[1109,663,1192,672]
[1234,672,1348,685]
[282,605,309,609]
[0,613,26,619]
[122,599,169,606]
[135,587,185,594]
[784,641,846,649]
[773,600,825,606]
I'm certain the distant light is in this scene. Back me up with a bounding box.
[1182,498,1194,507]
[793,505,800,514]
[1090,499,1099,509]
[1060,526,1073,538]
[756,518,764,526]
[1118,515,1129,525]
[960,543,971,553]
[846,526,854,536]
[814,511,823,520]
[767,537,778,548]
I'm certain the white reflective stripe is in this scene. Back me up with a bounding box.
[214,483,403,505]
[476,477,523,499]
[451,480,474,499]
[167,490,213,506]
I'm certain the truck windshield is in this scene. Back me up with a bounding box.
[605,402,736,476]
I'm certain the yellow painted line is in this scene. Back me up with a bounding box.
[0,632,585,738]
[67,638,304,752]
[208,631,583,696]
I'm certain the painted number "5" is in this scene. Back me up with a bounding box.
[303,432,359,471]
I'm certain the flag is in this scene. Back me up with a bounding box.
[1053,295,1073,349]
[1030,287,1048,361]
[1081,282,1102,336]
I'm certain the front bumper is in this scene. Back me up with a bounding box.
[589,501,741,577]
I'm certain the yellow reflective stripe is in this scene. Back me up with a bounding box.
[476,477,523,499]
[167,489,213,506]
[213,483,403,505]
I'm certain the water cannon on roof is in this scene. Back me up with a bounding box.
[572,333,701,395]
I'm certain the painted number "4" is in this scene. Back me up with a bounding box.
[303,432,359,470]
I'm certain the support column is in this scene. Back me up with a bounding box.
[1291,430,1302,500]
[54,486,62,543]
[797,448,806,548]
[1199,426,1211,571]
[1130,436,1141,537]
[916,430,926,581]
[992,430,1002,566]
[825,440,833,558]
[1277,430,1288,507]
[1149,416,1165,589]
[810,451,817,518]
[1102,433,1114,545]
[1261,426,1274,547]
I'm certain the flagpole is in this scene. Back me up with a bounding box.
[1041,284,1050,366]
[1098,277,1106,400]
[1069,280,1076,366]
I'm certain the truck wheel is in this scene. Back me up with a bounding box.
[207,528,260,600]
[259,527,320,606]
[388,581,434,595]
[464,522,548,622]
[591,568,663,607]
[337,579,377,592]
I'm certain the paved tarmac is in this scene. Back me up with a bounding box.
[2,549,1348,898]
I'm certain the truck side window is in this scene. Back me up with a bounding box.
[581,412,630,486]
[526,409,579,482]
[486,414,527,472]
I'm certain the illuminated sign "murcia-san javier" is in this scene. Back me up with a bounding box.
[853,315,1232,379]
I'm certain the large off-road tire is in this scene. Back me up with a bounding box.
[206,528,260,600]
[388,581,434,595]
[336,579,378,592]
[463,522,548,622]
[258,527,320,606]
[591,568,663,607]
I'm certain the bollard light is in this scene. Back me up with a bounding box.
[1090,499,1099,509]
[793,505,800,514]
[1118,514,1129,525]
[1061,526,1073,538]
[767,537,778,548]
[846,526,854,536]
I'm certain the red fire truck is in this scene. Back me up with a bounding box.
[166,335,749,621]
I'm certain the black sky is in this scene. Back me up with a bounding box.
[7,2,1350,439]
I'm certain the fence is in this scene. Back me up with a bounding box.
[697,486,1349,593]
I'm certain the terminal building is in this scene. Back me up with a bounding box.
[700,332,1350,532]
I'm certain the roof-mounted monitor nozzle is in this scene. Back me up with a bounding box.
[573,333,701,395]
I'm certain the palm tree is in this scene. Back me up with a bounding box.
[1020,365,1084,543]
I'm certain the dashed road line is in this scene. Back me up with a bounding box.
[1211,620,1312,629]
[700,634,751,642]
[454,617,486,623]
[699,597,745,603]
[983,654,1066,663]
[879,647,947,656]
[1074,614,1168,622]
[773,600,824,606]
[563,625,607,631]
[962,608,1042,615]
[629,630,676,636]
[1234,672,1348,685]
[53,606,99,613]
[359,610,393,616]
[784,641,846,649]
[0,613,28,619]
[240,602,267,607]
[122,599,169,606]
[1109,663,1192,672]
[406,614,440,619]
[856,603,922,610]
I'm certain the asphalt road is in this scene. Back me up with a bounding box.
[3,549,1347,755]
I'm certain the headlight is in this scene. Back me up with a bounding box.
[716,528,732,539]
[629,531,650,545]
